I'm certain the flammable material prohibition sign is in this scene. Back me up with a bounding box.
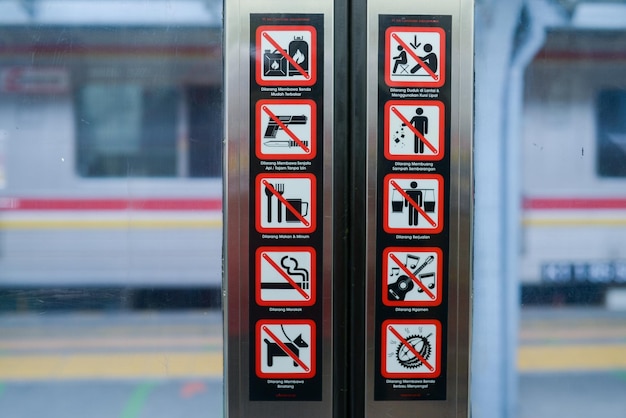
[256,26,317,86]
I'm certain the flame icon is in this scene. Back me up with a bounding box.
[292,49,305,65]
[271,60,279,70]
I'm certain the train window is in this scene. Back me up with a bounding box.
[76,84,179,177]
[597,89,626,177]
[75,84,223,178]
[2,1,626,418]
[0,0,224,416]
[187,86,223,178]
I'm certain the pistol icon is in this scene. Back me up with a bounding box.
[264,115,308,138]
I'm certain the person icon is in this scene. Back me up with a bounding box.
[402,108,428,154]
[404,181,423,226]
[392,45,408,74]
[410,43,438,74]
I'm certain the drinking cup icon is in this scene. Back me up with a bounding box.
[285,199,309,222]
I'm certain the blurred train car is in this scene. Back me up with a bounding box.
[521,28,626,302]
[0,0,224,304]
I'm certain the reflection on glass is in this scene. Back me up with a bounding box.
[0,1,224,417]
[517,2,626,418]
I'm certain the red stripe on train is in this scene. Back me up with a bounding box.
[523,198,626,210]
[0,45,220,56]
[0,198,222,211]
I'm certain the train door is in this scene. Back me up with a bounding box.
[2,2,626,418]
[223,0,472,417]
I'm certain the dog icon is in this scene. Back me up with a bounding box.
[264,334,309,367]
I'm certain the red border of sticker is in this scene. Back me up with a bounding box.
[256,99,317,160]
[382,247,443,307]
[256,173,317,234]
[384,100,445,161]
[256,319,316,379]
[255,246,316,307]
[256,25,317,86]
[382,173,444,234]
[384,27,446,87]
[381,319,441,378]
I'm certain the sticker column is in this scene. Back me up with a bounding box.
[249,14,324,401]
[375,15,451,400]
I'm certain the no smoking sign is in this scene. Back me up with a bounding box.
[255,246,316,306]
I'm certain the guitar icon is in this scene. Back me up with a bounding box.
[388,255,435,301]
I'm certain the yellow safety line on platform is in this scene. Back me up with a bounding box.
[1,345,625,380]
[0,219,222,229]
[0,352,223,381]
[518,344,626,372]
[0,336,222,351]
[522,218,626,227]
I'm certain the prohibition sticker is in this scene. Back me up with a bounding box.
[256,173,316,233]
[385,27,445,87]
[256,26,317,86]
[383,247,443,306]
[385,100,444,161]
[382,319,441,378]
[256,319,316,378]
[383,174,444,234]
[256,99,316,160]
[256,246,316,306]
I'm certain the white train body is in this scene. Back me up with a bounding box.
[520,30,626,286]
[0,3,224,287]
[2,2,625,291]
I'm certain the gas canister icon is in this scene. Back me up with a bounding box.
[263,49,287,76]
[288,36,308,76]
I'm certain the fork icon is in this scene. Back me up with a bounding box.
[276,184,285,222]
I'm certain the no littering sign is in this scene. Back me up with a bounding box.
[385,100,444,161]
